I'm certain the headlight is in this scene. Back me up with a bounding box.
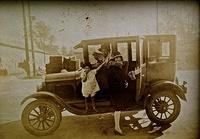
[36,83,42,91]
[36,82,45,91]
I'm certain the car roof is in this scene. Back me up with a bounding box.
[73,35,175,49]
[74,36,140,49]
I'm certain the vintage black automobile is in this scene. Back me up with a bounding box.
[21,35,187,136]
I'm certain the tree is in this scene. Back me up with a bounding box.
[33,20,59,54]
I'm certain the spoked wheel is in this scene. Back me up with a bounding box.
[21,99,62,136]
[146,91,181,125]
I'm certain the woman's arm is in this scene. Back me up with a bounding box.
[128,67,142,80]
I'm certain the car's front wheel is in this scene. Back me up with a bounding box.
[146,90,181,125]
[21,99,62,136]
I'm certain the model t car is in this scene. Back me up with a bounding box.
[21,35,187,136]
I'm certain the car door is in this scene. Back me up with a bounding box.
[145,35,176,82]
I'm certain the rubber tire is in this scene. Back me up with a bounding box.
[21,99,62,136]
[146,91,181,125]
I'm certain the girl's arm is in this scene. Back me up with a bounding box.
[96,59,107,71]
[96,52,110,71]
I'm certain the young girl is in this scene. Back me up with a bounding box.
[81,58,108,113]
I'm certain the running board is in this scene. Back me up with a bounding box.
[65,99,111,106]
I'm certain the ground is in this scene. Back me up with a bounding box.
[0,70,199,139]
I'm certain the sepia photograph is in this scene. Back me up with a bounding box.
[0,0,199,139]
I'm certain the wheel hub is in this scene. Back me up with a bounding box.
[155,100,168,113]
[38,114,46,121]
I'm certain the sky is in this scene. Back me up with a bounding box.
[0,1,158,49]
[0,1,199,70]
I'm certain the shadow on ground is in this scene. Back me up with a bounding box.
[0,111,171,139]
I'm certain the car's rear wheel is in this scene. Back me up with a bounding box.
[21,99,62,136]
[146,90,181,125]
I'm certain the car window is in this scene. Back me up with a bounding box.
[147,40,171,63]
[117,42,128,61]
[148,40,159,59]
[139,39,144,64]
[131,42,136,61]
[161,41,170,57]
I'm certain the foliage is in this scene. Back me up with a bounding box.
[33,20,59,54]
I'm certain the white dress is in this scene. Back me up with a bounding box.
[81,69,100,97]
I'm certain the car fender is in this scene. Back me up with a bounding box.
[21,91,66,108]
[149,80,187,101]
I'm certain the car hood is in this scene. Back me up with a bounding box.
[45,70,82,82]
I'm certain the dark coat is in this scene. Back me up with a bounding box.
[96,65,109,90]
[107,62,130,111]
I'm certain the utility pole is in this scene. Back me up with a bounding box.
[22,0,30,78]
[156,0,159,34]
[28,0,36,77]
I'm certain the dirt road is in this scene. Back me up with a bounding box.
[0,70,199,139]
